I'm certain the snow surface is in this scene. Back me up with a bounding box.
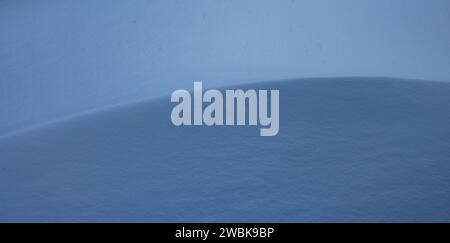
[1,78,450,222]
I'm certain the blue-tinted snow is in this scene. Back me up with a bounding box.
[1,78,449,222]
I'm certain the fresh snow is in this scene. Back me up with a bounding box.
[1,78,450,222]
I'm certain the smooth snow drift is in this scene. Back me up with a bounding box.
[1,78,450,222]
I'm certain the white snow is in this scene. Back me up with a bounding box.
[1,78,449,222]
